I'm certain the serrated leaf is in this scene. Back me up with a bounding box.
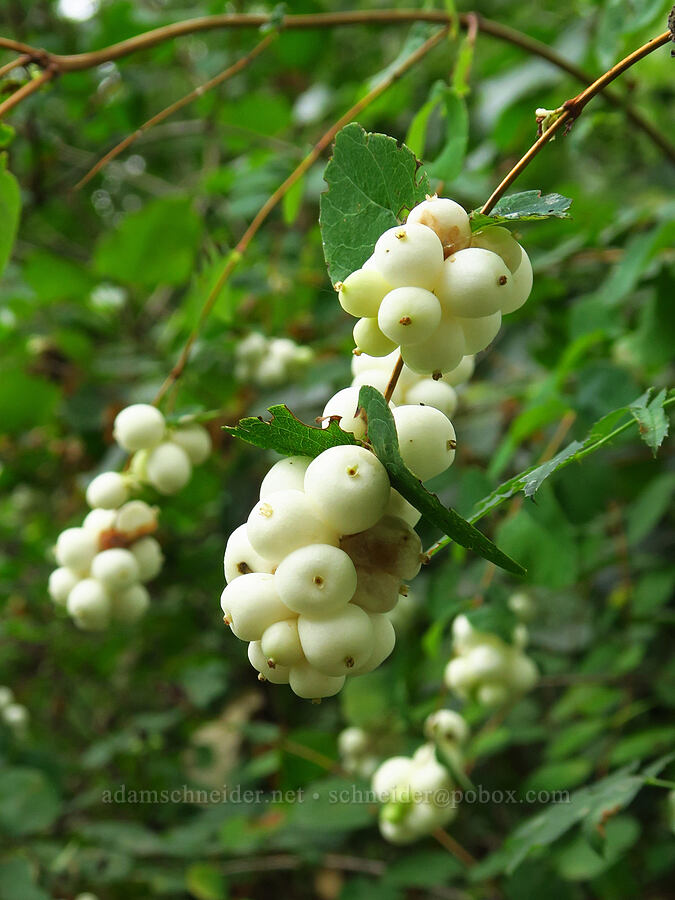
[357,385,525,576]
[0,153,21,275]
[223,404,357,458]
[469,190,572,231]
[320,123,430,283]
[629,388,669,456]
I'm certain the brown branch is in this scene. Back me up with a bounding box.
[482,29,672,214]
[0,67,54,120]
[1,10,672,160]
[153,25,449,405]
[73,32,276,191]
[0,52,29,79]
[432,827,478,867]
[383,354,404,404]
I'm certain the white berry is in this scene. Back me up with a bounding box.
[500,245,532,314]
[457,310,502,354]
[114,583,150,622]
[337,268,391,318]
[261,618,305,667]
[351,613,395,674]
[378,286,441,346]
[404,379,458,419]
[298,604,374,676]
[113,404,165,452]
[115,500,157,535]
[353,316,397,357]
[246,490,339,563]
[55,527,98,574]
[393,405,456,481]
[321,387,367,440]
[223,523,275,583]
[470,226,523,272]
[288,661,345,699]
[85,471,129,509]
[220,573,293,642]
[407,196,471,255]
[372,223,444,291]
[436,247,511,318]
[248,641,290,684]
[130,536,164,582]
[67,578,111,630]
[400,316,465,377]
[260,456,312,498]
[48,567,80,605]
[82,507,117,537]
[275,544,357,616]
[170,424,211,464]
[91,548,140,590]
[145,442,192,495]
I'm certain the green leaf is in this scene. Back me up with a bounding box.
[0,858,49,900]
[427,87,469,184]
[470,191,572,231]
[223,404,357,457]
[319,123,430,283]
[629,388,669,456]
[0,768,60,836]
[186,863,227,900]
[358,385,525,575]
[0,153,21,276]
[452,31,475,96]
[0,123,15,149]
[94,195,202,287]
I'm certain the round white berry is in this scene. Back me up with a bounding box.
[451,614,477,649]
[48,567,80,605]
[115,500,158,536]
[85,471,128,510]
[337,268,392,318]
[82,507,117,538]
[91,548,140,590]
[379,817,418,845]
[372,223,444,291]
[248,641,290,684]
[288,661,345,699]
[220,573,293,642]
[261,618,305,667]
[393,405,456,481]
[260,456,312,499]
[275,544,357,616]
[465,643,508,680]
[500,245,532,315]
[351,567,401,614]
[246,490,339,563]
[304,445,390,535]
[457,310,502,355]
[145,442,192,495]
[378,286,442,346]
[223,523,275,583]
[508,654,538,693]
[3,703,29,730]
[424,709,469,745]
[508,591,536,622]
[340,515,422,580]
[55,527,98,574]
[372,756,413,800]
[114,583,150,623]
[113,404,165,452]
[130,536,164,582]
[384,488,422,527]
[443,354,475,386]
[470,226,523,272]
[407,196,471,255]
[404,379,458,419]
[170,424,211,465]
[338,726,370,759]
[476,682,510,707]
[297,604,374,676]
[67,578,111,631]
[321,387,367,440]
[351,612,395,674]
[400,316,465,377]
[444,657,476,696]
[353,316,397,357]
[436,248,511,318]
[351,368,405,406]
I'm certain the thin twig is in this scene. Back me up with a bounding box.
[0,53,29,79]
[482,29,672,214]
[432,827,477,867]
[153,25,450,405]
[73,33,275,190]
[0,67,54,119]
[1,10,672,160]
[384,354,404,404]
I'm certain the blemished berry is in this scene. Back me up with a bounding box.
[393,405,456,482]
[337,268,392,318]
[220,573,293,642]
[436,247,511,318]
[259,456,312,498]
[246,490,339,563]
[304,445,390,535]
[85,471,129,509]
[424,709,470,745]
[340,515,422,581]
[350,566,401,614]
[298,603,374,676]
[82,507,117,537]
[407,196,471,255]
[223,523,275,583]
[353,316,398,357]
[372,223,444,291]
[145,442,192,495]
[275,544,357,616]
[113,404,165,452]
[115,500,157,535]
[378,286,442,346]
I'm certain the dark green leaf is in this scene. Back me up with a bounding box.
[223,404,357,457]
[470,191,572,230]
[0,153,21,275]
[320,123,430,283]
[358,385,525,575]
[0,858,49,900]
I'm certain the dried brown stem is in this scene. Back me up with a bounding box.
[384,354,404,404]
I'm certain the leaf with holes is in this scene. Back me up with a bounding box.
[223,404,357,458]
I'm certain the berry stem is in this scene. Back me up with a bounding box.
[383,354,404,404]
[481,28,672,215]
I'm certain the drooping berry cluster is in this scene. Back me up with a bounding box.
[234,332,313,388]
[337,196,532,378]
[220,446,423,700]
[48,404,211,630]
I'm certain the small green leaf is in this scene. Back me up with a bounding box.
[0,153,21,275]
[427,87,469,184]
[358,385,525,576]
[470,190,572,231]
[629,388,669,456]
[223,404,357,458]
[0,123,16,148]
[320,123,430,283]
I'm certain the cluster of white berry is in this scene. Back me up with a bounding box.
[444,609,538,708]
[220,445,423,699]
[371,709,469,844]
[338,726,382,779]
[337,196,532,378]
[0,686,29,735]
[48,404,211,630]
[234,332,313,388]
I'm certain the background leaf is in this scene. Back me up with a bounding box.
[0,153,20,275]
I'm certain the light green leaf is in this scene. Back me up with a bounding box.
[0,858,49,900]
[427,87,469,184]
[223,404,357,457]
[470,191,572,230]
[186,862,227,900]
[629,388,669,456]
[358,385,525,575]
[0,153,21,275]
[320,123,430,283]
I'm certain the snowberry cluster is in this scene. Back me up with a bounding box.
[234,332,313,388]
[372,709,469,845]
[338,726,382,779]
[0,686,29,735]
[337,195,532,378]
[48,404,211,630]
[220,445,423,700]
[444,613,538,708]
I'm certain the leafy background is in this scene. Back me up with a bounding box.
[0,0,674,898]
